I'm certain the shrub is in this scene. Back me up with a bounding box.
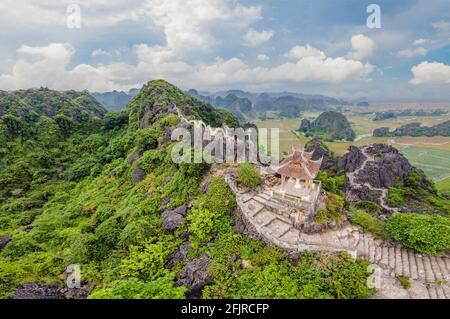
[88,274,186,299]
[350,209,386,239]
[237,163,261,188]
[120,241,174,281]
[385,213,450,255]
[135,128,159,151]
[387,187,406,206]
[317,172,345,195]
[203,177,236,216]
[314,210,327,225]
[396,276,411,290]
[354,201,382,215]
[187,206,217,246]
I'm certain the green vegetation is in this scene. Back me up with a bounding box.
[316,172,345,195]
[435,177,450,197]
[373,120,450,137]
[0,80,377,300]
[396,276,411,290]
[299,111,356,142]
[315,193,346,225]
[385,169,450,215]
[350,209,386,239]
[385,213,450,256]
[237,163,261,188]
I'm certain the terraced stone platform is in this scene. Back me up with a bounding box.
[225,172,450,299]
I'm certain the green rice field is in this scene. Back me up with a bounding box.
[256,115,450,195]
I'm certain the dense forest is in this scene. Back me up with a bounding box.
[0,81,374,299]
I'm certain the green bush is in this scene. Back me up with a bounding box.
[396,276,411,290]
[187,206,217,246]
[350,209,386,239]
[88,274,186,299]
[387,187,406,206]
[120,241,174,281]
[354,201,382,215]
[317,172,345,195]
[385,213,450,255]
[202,177,236,216]
[237,163,261,188]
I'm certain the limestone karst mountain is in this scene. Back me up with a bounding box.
[299,111,356,141]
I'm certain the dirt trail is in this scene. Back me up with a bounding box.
[346,145,398,213]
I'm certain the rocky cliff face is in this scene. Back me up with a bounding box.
[339,144,435,214]
[337,146,366,173]
[305,138,337,171]
[354,144,413,189]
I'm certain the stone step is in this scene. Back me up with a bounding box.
[441,283,450,299]
[266,218,292,238]
[349,231,361,249]
[435,286,446,299]
[244,199,265,217]
[388,247,396,271]
[444,258,450,274]
[355,233,365,255]
[408,251,418,280]
[423,257,436,282]
[415,255,426,280]
[253,210,276,227]
[375,246,382,263]
[394,245,403,276]
[280,228,300,245]
[380,246,389,268]
[436,257,449,281]
[368,241,376,263]
[430,256,443,280]
[427,287,438,299]
[401,249,410,277]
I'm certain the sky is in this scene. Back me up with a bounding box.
[0,0,449,101]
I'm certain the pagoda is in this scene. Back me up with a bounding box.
[273,147,323,204]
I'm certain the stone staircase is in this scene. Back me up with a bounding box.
[232,180,450,299]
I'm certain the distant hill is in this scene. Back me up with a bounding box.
[373,120,450,137]
[90,89,139,111]
[0,88,107,122]
[188,89,369,122]
[91,88,369,121]
[374,109,448,121]
[299,111,356,141]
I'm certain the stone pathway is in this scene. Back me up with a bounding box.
[346,145,397,213]
[225,173,450,299]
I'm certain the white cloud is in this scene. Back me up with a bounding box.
[0,43,120,91]
[346,34,375,61]
[256,54,269,61]
[91,49,111,57]
[243,29,274,47]
[144,0,261,55]
[413,38,427,45]
[410,61,450,85]
[0,42,375,91]
[398,47,428,58]
[432,20,450,33]
[285,44,326,59]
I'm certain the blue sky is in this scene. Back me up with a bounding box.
[0,0,449,101]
